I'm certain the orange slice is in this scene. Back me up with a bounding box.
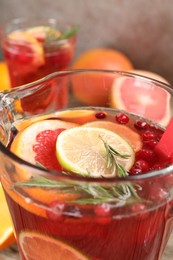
[14,109,96,132]
[19,231,88,260]
[1,177,47,218]
[0,183,15,250]
[8,31,44,67]
[83,121,142,152]
[110,76,171,127]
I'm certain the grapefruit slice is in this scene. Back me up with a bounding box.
[10,119,78,171]
[8,31,44,67]
[9,120,79,215]
[56,127,135,177]
[83,121,142,152]
[110,76,171,127]
[19,231,88,260]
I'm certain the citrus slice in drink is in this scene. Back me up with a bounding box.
[19,231,88,260]
[56,127,135,177]
[83,121,142,152]
[110,76,171,127]
[10,119,78,172]
[0,183,15,250]
[26,26,61,43]
[8,31,44,67]
[10,120,79,209]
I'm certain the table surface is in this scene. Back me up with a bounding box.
[0,232,173,260]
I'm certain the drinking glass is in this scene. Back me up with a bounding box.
[1,18,77,87]
[0,70,173,260]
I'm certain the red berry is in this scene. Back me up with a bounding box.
[115,113,129,124]
[141,131,157,141]
[94,203,111,217]
[46,201,65,221]
[130,160,150,175]
[95,112,106,119]
[136,149,157,164]
[144,139,158,148]
[131,203,147,214]
[134,120,149,130]
[94,204,112,225]
[149,186,168,201]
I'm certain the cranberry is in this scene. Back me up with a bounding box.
[149,185,168,201]
[94,203,111,217]
[134,120,149,130]
[95,112,106,119]
[136,149,158,164]
[115,113,129,124]
[130,160,150,175]
[131,203,147,214]
[130,167,143,175]
[144,139,158,148]
[46,201,65,221]
[141,130,157,141]
[94,203,112,225]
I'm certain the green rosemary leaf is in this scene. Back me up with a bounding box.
[35,161,46,169]
[71,197,120,205]
[59,25,79,40]
[116,163,129,177]
[44,25,79,44]
[14,176,68,189]
[108,145,130,159]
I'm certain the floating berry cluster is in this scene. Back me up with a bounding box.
[95,111,169,175]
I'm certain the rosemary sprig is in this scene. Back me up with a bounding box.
[100,137,130,176]
[14,175,141,205]
[13,138,141,204]
[45,25,79,44]
[59,25,79,40]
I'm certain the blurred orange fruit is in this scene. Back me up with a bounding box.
[71,48,134,106]
[0,62,11,90]
[0,183,15,250]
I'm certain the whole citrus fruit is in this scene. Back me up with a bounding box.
[0,62,11,90]
[71,48,133,106]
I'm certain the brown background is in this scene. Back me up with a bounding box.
[1,0,173,83]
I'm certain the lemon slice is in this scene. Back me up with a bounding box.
[56,127,135,177]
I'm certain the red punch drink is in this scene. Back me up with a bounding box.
[0,70,173,260]
[1,18,77,87]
